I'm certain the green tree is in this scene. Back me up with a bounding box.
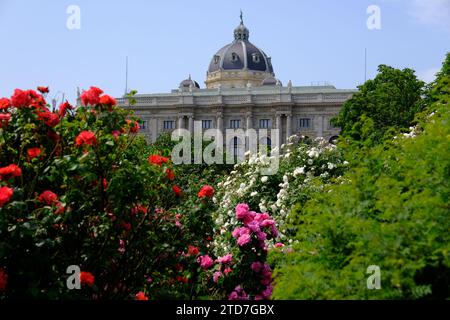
[334,65,425,146]
[271,56,450,300]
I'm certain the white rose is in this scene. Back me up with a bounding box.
[261,176,268,183]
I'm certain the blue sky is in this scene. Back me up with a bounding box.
[0,0,449,104]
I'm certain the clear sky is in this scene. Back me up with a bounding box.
[0,0,449,104]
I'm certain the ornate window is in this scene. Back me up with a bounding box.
[299,118,311,128]
[163,120,174,130]
[252,53,260,63]
[214,55,220,64]
[259,119,271,129]
[230,119,241,129]
[202,120,212,129]
[231,52,239,62]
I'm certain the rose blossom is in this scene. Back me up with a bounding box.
[237,233,251,246]
[148,154,169,166]
[0,186,13,208]
[135,291,149,300]
[187,245,199,256]
[11,89,31,107]
[38,190,58,205]
[99,94,116,109]
[197,255,214,269]
[172,185,182,196]
[75,131,97,147]
[197,185,214,198]
[251,261,263,273]
[216,253,232,264]
[0,164,22,179]
[235,203,249,220]
[213,271,222,283]
[0,113,11,128]
[0,98,11,110]
[27,147,42,160]
[80,271,95,286]
[37,86,49,94]
[81,86,103,106]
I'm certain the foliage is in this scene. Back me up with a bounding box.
[271,57,450,299]
[0,87,212,299]
[334,65,425,146]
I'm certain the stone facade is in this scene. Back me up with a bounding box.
[116,17,357,149]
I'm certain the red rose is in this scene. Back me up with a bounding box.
[197,185,215,198]
[131,205,148,215]
[27,147,42,160]
[187,245,200,256]
[0,164,22,179]
[125,119,139,133]
[0,186,14,208]
[11,89,31,108]
[58,101,72,118]
[37,110,60,127]
[54,202,65,215]
[37,86,49,94]
[80,271,95,287]
[38,190,58,205]
[172,185,182,196]
[135,291,149,300]
[75,131,97,147]
[0,268,7,291]
[0,113,11,128]
[99,94,117,109]
[0,98,11,110]
[165,168,175,181]
[176,276,189,284]
[148,154,169,166]
[80,86,103,106]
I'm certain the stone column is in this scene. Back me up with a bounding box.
[178,116,184,129]
[217,114,223,132]
[286,114,292,140]
[246,114,252,129]
[276,114,282,147]
[188,116,194,134]
[317,115,323,137]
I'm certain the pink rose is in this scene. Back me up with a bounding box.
[197,255,214,269]
[235,203,249,220]
[251,262,263,273]
[237,233,251,246]
[216,253,232,264]
[213,271,222,283]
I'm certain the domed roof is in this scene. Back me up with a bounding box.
[179,75,200,89]
[261,77,282,86]
[208,16,274,75]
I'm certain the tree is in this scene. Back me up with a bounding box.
[334,65,425,146]
[272,56,450,300]
[425,52,450,105]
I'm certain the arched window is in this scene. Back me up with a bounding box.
[259,137,272,153]
[233,137,240,157]
[230,137,244,163]
[231,53,238,62]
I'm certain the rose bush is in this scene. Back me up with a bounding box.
[0,87,214,299]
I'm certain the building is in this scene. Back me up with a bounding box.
[116,16,357,150]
